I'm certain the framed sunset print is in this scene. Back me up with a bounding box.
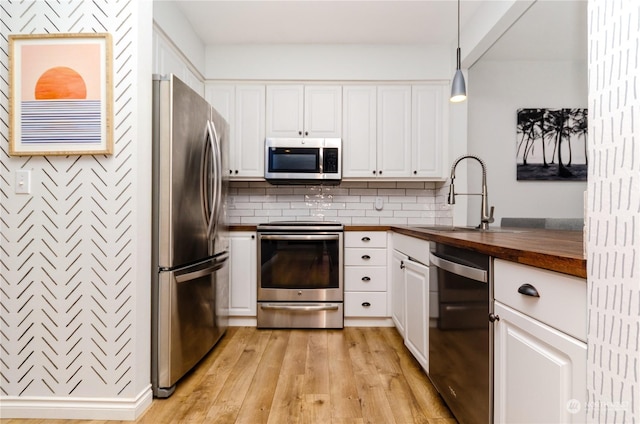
[9,33,113,156]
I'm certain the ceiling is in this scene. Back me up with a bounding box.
[173,0,587,62]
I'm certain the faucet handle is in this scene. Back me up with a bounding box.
[487,206,495,223]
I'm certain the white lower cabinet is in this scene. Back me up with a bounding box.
[390,250,408,336]
[228,231,257,317]
[344,231,388,318]
[391,233,430,372]
[493,259,587,424]
[402,257,429,371]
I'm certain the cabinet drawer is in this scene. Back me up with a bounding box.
[344,292,387,317]
[344,266,387,292]
[344,248,386,266]
[392,233,430,266]
[345,231,387,248]
[494,259,587,342]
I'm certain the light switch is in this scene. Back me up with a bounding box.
[15,170,31,194]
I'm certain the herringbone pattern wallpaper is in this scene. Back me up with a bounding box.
[0,0,136,397]
[587,1,640,422]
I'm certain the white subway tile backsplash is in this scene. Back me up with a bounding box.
[349,189,380,196]
[253,210,278,217]
[229,181,451,224]
[399,203,429,211]
[371,181,398,189]
[354,217,382,225]
[387,196,417,203]
[338,209,366,217]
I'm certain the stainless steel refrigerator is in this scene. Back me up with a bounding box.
[151,74,229,398]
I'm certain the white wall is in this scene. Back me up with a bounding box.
[152,0,206,77]
[0,0,153,420]
[466,59,588,226]
[205,44,453,81]
[587,1,640,421]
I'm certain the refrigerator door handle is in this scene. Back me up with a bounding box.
[174,254,228,283]
[205,120,218,239]
[210,119,223,242]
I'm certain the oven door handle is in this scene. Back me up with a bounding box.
[259,234,340,241]
[429,252,487,283]
[260,303,340,312]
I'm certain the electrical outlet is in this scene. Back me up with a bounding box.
[15,170,31,194]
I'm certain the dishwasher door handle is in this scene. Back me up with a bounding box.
[429,252,487,283]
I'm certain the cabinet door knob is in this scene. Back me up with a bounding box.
[235,170,239,174]
[251,235,255,239]
[379,171,382,175]
[489,313,500,322]
[372,170,377,175]
[400,260,405,269]
[362,276,371,282]
[413,170,417,175]
[362,302,371,307]
[298,131,302,135]
[361,236,371,242]
[361,255,370,260]
[517,283,540,297]
[305,131,308,136]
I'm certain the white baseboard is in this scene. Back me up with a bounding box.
[344,317,395,327]
[0,385,153,421]
[229,317,257,326]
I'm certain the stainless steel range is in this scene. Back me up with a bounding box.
[257,221,344,329]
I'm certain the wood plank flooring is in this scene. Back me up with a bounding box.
[1,327,456,424]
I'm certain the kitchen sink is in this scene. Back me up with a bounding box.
[415,226,527,233]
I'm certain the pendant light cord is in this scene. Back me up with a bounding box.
[457,0,461,69]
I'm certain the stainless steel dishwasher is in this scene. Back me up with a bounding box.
[428,242,493,424]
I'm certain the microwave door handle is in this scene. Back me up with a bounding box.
[205,120,217,239]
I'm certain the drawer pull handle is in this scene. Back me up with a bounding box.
[517,283,540,298]
[361,255,371,260]
[362,276,371,282]
[361,236,371,242]
[362,302,371,307]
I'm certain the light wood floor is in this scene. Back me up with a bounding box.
[1,327,456,424]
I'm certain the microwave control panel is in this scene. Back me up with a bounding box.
[323,148,340,174]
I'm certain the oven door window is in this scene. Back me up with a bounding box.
[268,148,320,173]
[260,235,340,289]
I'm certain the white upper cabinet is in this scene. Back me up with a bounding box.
[342,83,447,180]
[342,85,378,178]
[206,84,265,179]
[412,84,447,178]
[234,85,266,178]
[377,85,412,178]
[266,85,342,138]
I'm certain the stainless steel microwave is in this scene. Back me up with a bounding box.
[264,137,342,184]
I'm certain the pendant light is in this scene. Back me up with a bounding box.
[450,0,467,102]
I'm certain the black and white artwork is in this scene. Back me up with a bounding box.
[516,108,588,181]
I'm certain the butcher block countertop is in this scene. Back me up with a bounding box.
[229,224,587,279]
[390,226,586,279]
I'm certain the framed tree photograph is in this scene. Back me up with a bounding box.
[8,33,113,156]
[516,108,588,181]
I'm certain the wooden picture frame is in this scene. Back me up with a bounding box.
[8,33,113,156]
